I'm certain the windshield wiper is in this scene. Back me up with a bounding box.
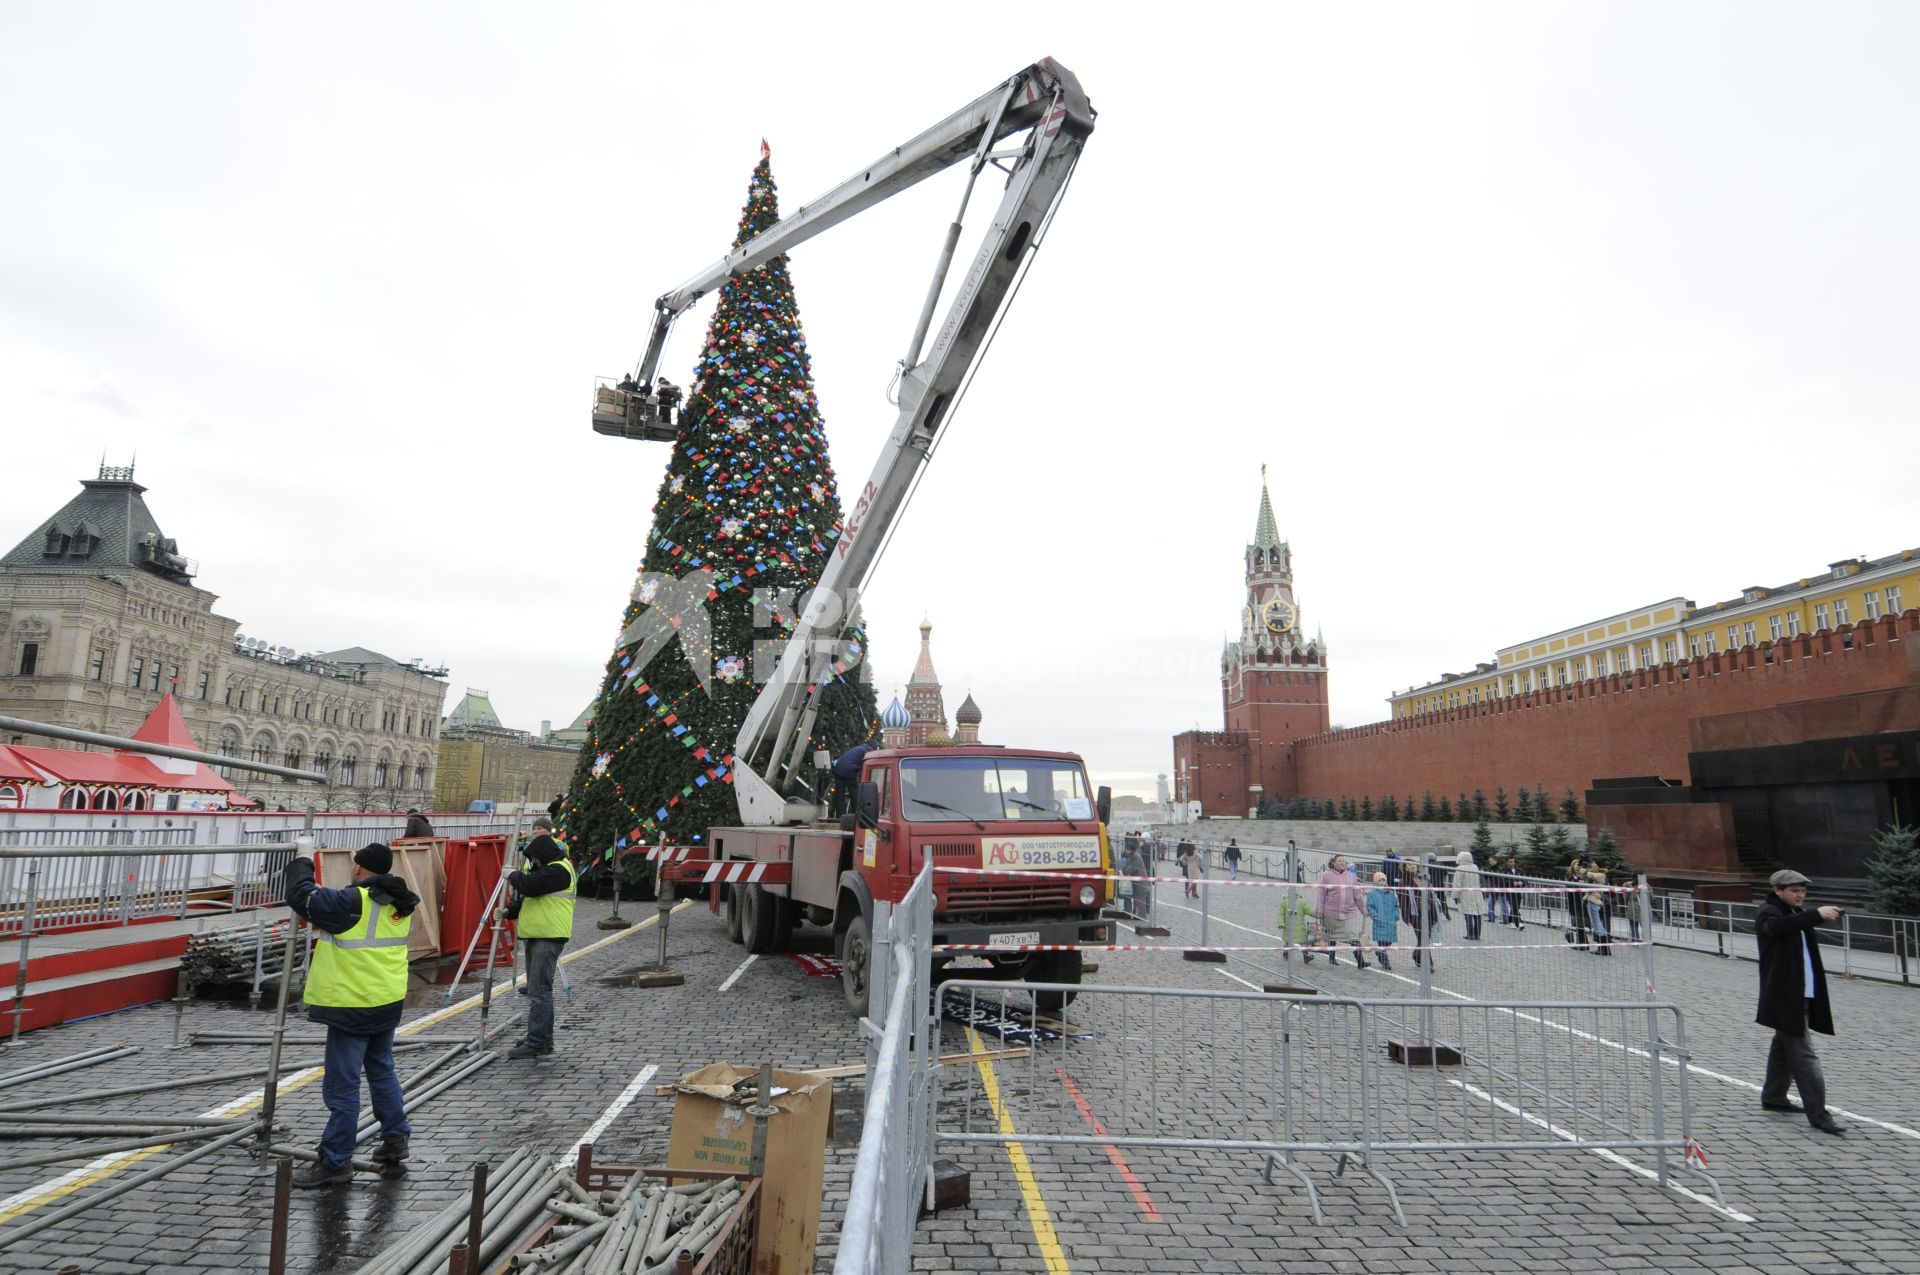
[1007,796,1077,830]
[906,797,986,830]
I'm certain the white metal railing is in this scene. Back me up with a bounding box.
[0,842,296,939]
[0,809,515,849]
[937,984,1725,1225]
[834,863,936,1275]
[1649,889,1920,985]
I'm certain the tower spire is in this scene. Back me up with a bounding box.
[1252,474,1281,550]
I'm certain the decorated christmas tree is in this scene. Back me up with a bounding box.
[563,144,878,869]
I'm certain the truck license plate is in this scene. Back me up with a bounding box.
[989,931,1040,947]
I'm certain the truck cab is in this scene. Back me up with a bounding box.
[711,745,1114,1015]
[854,746,1113,1008]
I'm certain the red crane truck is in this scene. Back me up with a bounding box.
[592,59,1104,1014]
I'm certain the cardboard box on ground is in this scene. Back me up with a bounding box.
[666,1064,833,1275]
[315,838,446,958]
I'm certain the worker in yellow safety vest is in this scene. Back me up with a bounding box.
[283,840,421,1188]
[505,816,576,1059]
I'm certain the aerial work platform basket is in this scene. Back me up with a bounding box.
[592,376,681,442]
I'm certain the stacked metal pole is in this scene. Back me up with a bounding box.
[0,1044,140,1090]
[0,1123,255,1251]
[511,1172,741,1273]
[352,1148,557,1275]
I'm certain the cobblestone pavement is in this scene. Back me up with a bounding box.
[0,882,1915,1274]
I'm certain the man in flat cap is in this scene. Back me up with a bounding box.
[1755,868,1846,1135]
[505,816,577,1059]
[284,841,422,1185]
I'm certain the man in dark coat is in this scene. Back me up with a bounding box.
[830,742,874,817]
[284,842,421,1184]
[402,809,434,839]
[1755,868,1845,1135]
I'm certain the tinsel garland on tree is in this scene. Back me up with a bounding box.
[562,145,878,864]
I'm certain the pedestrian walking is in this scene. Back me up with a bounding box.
[1497,852,1525,928]
[1583,864,1612,955]
[1425,853,1452,920]
[283,842,419,1187]
[1223,838,1243,880]
[1131,841,1156,918]
[1398,858,1439,970]
[506,817,577,1059]
[1315,855,1368,967]
[1565,856,1590,947]
[1366,871,1399,971]
[402,808,434,839]
[1277,868,1318,964]
[1755,869,1846,1135]
[1452,850,1485,940]
[1115,841,1141,917]
[1177,838,1201,898]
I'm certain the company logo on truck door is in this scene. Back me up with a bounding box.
[983,836,1101,868]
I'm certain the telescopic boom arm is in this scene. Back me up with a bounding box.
[597,58,1093,826]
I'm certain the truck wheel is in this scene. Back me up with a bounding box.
[742,884,782,954]
[840,912,872,1017]
[771,894,797,948]
[725,885,745,944]
[1031,951,1082,1014]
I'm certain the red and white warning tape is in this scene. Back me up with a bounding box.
[933,938,1649,954]
[640,846,700,862]
[930,865,1641,894]
[700,861,781,884]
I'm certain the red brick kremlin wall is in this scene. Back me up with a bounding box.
[1293,612,1918,804]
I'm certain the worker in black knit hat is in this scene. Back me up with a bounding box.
[283,841,421,1187]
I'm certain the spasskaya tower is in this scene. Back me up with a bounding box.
[1172,474,1329,815]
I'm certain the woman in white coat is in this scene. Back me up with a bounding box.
[1452,850,1486,940]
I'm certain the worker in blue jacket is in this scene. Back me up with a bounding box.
[283,841,420,1187]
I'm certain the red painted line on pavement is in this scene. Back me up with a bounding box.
[1055,1066,1162,1222]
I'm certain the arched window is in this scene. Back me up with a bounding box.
[61,788,87,809]
[128,790,149,811]
[413,765,426,791]
[340,755,357,786]
[0,785,22,810]
[91,788,119,810]
[374,760,389,788]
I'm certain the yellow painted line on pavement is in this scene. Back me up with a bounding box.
[0,902,692,1224]
[966,1027,1072,1275]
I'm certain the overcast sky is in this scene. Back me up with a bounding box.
[4,3,1916,799]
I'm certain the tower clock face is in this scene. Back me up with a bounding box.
[1262,599,1296,633]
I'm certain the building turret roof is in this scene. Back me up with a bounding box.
[908,617,941,687]
[925,726,952,746]
[2,463,196,583]
[881,696,911,729]
[955,693,981,725]
[131,693,199,750]
[444,689,505,730]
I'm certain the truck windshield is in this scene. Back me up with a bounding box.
[899,757,1092,824]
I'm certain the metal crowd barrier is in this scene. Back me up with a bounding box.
[1004,851,1656,1011]
[1649,889,1920,985]
[235,814,516,849]
[936,981,1724,1224]
[0,842,296,939]
[833,863,937,1275]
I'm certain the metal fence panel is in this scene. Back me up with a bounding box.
[834,863,936,1275]
[1649,889,1919,985]
[934,982,1723,1225]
